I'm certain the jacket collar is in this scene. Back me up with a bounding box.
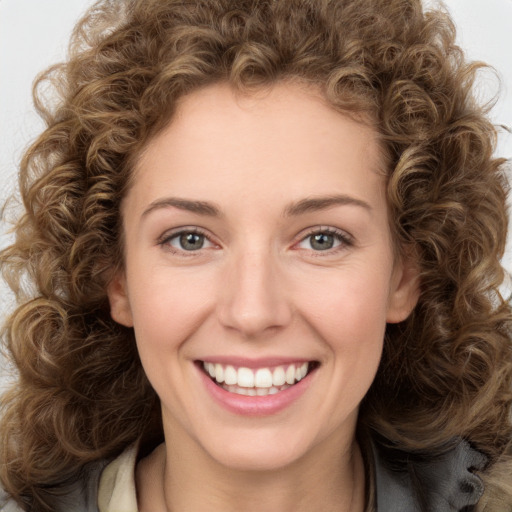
[372,437,487,511]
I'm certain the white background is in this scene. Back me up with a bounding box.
[1,0,511,385]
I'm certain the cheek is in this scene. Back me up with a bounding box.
[295,262,393,339]
[293,262,391,388]
[126,265,215,374]
[297,269,389,415]
[313,288,387,374]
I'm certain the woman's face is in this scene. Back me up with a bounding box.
[108,82,418,471]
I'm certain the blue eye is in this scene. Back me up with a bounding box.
[164,230,214,252]
[308,233,337,250]
[297,229,351,252]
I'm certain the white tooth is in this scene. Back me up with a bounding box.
[214,364,224,383]
[207,363,216,378]
[236,387,248,395]
[300,362,308,378]
[285,365,296,384]
[255,368,273,387]
[256,387,269,396]
[246,388,257,396]
[272,366,286,386]
[237,367,255,388]
[268,387,279,395]
[224,365,237,385]
[295,366,302,382]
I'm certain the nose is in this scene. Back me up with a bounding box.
[216,248,292,338]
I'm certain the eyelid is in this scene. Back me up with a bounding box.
[157,226,219,253]
[156,225,353,255]
[293,226,354,252]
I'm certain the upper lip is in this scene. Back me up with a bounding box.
[197,356,316,369]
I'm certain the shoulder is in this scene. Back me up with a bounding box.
[0,449,131,512]
[54,445,139,512]
[97,444,139,512]
[0,488,23,512]
[372,437,487,512]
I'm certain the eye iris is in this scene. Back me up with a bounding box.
[310,233,334,250]
[180,233,204,250]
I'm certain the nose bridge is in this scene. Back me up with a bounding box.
[217,241,291,337]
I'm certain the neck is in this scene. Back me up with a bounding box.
[136,423,366,512]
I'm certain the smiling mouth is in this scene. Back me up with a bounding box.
[200,361,319,396]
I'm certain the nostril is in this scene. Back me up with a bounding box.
[215,264,293,337]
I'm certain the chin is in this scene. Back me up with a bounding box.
[201,429,315,472]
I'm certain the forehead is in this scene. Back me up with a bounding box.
[130,81,387,214]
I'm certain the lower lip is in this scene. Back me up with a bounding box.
[197,365,314,416]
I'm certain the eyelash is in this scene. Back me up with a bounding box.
[157,226,353,256]
[158,227,215,256]
[295,227,354,255]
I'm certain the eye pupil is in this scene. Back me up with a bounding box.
[180,233,204,250]
[310,233,334,250]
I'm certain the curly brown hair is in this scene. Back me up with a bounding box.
[1,0,511,510]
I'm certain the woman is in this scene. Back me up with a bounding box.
[1,0,511,511]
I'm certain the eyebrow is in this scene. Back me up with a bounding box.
[142,198,222,218]
[141,193,371,219]
[283,195,372,216]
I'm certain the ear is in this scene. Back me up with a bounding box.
[386,252,420,324]
[107,271,134,327]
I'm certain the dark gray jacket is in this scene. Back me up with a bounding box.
[373,438,487,511]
